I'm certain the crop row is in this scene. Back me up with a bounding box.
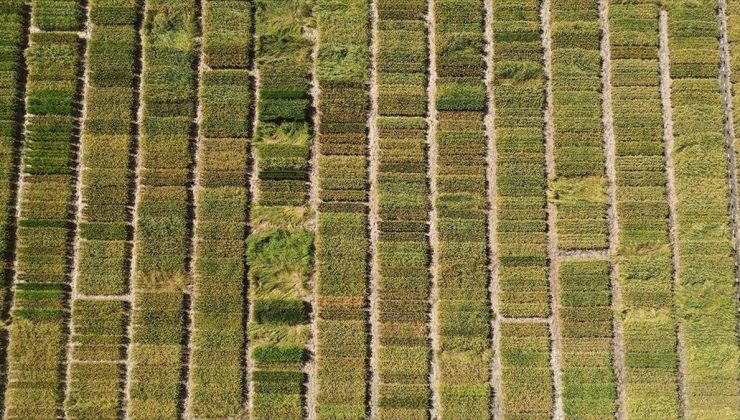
[434,0,491,417]
[558,260,616,418]
[608,1,680,417]
[314,0,370,417]
[667,1,740,417]
[129,0,196,416]
[5,0,85,414]
[499,321,552,417]
[190,0,252,417]
[491,0,551,415]
[492,0,548,319]
[65,0,140,416]
[0,0,24,395]
[248,0,313,418]
[375,0,430,417]
[550,0,608,251]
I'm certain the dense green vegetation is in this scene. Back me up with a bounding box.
[129,0,196,416]
[65,0,139,416]
[248,0,313,417]
[0,0,737,417]
[491,0,552,416]
[550,0,608,250]
[375,0,430,418]
[667,0,740,417]
[5,0,84,412]
[558,260,617,418]
[492,0,548,319]
[0,0,25,401]
[609,1,680,416]
[434,0,491,417]
[314,0,370,418]
[190,0,251,417]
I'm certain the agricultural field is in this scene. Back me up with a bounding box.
[0,0,737,418]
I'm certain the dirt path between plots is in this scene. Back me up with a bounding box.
[716,0,740,344]
[366,0,381,417]
[598,1,627,418]
[540,0,564,418]
[482,0,501,417]
[304,21,321,420]
[658,10,690,419]
[425,0,441,418]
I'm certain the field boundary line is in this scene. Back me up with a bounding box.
[61,1,92,415]
[658,10,689,419]
[0,0,31,414]
[540,0,564,417]
[244,64,259,420]
[598,1,627,418]
[304,18,321,420]
[242,0,257,415]
[183,0,206,414]
[425,0,441,417]
[366,0,381,416]
[482,0,501,416]
[123,0,147,414]
[717,0,740,339]
[63,0,93,412]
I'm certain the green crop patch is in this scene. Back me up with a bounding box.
[247,0,316,417]
[434,0,492,417]
[128,0,197,417]
[558,260,617,418]
[5,1,83,416]
[668,1,740,416]
[550,0,608,251]
[493,0,549,319]
[499,321,553,418]
[375,0,430,416]
[609,1,680,416]
[0,0,737,416]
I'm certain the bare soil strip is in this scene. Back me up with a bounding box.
[304,22,321,420]
[598,1,627,418]
[123,0,148,413]
[540,0,564,417]
[716,0,740,340]
[183,12,207,415]
[424,0,442,418]
[244,64,260,418]
[658,10,689,419]
[557,249,609,259]
[367,0,381,417]
[482,0,501,416]
[61,3,92,414]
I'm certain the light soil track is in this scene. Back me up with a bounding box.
[482,0,500,416]
[540,0,564,417]
[122,0,148,413]
[304,22,321,420]
[57,6,92,416]
[557,249,608,260]
[241,3,258,414]
[183,14,207,417]
[716,0,740,341]
[598,0,627,417]
[244,65,260,418]
[424,0,441,418]
[366,0,381,416]
[658,10,689,419]
[179,0,204,414]
[64,4,92,413]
